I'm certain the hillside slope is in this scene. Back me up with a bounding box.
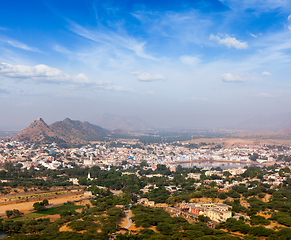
[12,118,110,146]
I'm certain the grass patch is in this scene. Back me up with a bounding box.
[35,205,84,215]
[13,213,46,221]
[12,205,84,221]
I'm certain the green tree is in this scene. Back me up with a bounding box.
[33,202,45,211]
[198,215,210,222]
[6,210,13,218]
[42,199,49,206]
[12,209,20,217]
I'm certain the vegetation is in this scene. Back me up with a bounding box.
[6,209,20,218]
[33,199,49,211]
[127,205,232,239]
[3,157,291,239]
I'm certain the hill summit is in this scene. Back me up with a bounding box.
[12,118,110,146]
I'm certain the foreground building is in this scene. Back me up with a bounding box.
[179,202,232,222]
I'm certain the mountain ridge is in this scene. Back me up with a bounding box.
[234,112,291,131]
[233,124,291,139]
[12,118,110,146]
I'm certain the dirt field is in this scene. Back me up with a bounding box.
[0,194,85,215]
[262,194,272,203]
[128,223,159,233]
[59,223,73,232]
[37,214,61,221]
[74,199,92,207]
[0,186,82,202]
[124,211,159,234]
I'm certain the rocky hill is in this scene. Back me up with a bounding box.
[12,118,110,146]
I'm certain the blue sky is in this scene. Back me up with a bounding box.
[1,0,291,129]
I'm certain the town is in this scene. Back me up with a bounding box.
[1,138,287,172]
[0,138,291,232]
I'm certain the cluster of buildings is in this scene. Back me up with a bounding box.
[262,172,288,185]
[179,202,232,222]
[186,167,247,179]
[0,139,290,175]
[1,139,291,225]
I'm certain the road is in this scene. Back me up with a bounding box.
[124,210,132,229]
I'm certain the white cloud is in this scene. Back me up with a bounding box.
[220,73,246,82]
[95,84,135,93]
[210,34,248,49]
[130,71,165,82]
[132,10,213,47]
[189,97,212,102]
[6,40,38,52]
[250,33,257,38]
[17,102,32,107]
[180,55,200,66]
[70,22,156,60]
[219,0,290,12]
[288,14,291,20]
[288,25,291,30]
[105,85,135,92]
[91,80,135,93]
[0,38,41,53]
[0,62,91,84]
[180,96,213,103]
[258,92,273,98]
[0,87,8,94]
[262,71,272,76]
[53,45,72,55]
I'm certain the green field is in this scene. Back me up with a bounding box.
[13,204,84,221]
[35,204,84,215]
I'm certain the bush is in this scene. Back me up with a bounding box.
[6,209,21,218]
[250,215,270,226]
[33,199,49,211]
[218,192,227,199]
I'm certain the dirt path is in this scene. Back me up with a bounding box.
[120,210,133,229]
[124,211,132,229]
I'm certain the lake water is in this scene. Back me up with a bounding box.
[178,161,255,170]
[0,232,7,239]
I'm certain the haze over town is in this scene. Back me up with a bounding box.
[1,0,291,130]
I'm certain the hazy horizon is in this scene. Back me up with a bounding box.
[2,111,291,133]
[1,1,291,131]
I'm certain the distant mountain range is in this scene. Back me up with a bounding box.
[11,113,291,146]
[234,124,291,139]
[0,131,19,138]
[234,112,291,131]
[12,118,110,146]
[93,113,152,131]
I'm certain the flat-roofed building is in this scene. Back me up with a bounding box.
[179,202,232,222]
